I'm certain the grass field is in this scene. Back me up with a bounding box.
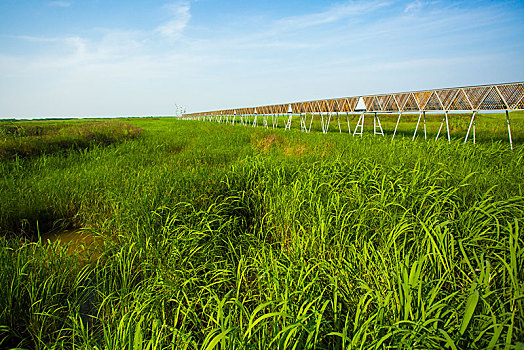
[0,114,523,349]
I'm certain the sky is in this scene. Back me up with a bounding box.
[1,0,523,118]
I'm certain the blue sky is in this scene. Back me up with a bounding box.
[1,0,523,118]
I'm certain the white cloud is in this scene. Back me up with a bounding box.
[13,35,60,43]
[48,1,71,7]
[276,1,390,29]
[404,0,441,13]
[156,1,192,40]
[404,0,423,13]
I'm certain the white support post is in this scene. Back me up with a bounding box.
[473,117,476,144]
[353,112,365,137]
[506,110,513,150]
[285,113,292,130]
[445,111,450,143]
[303,113,308,132]
[374,113,384,136]
[308,113,314,133]
[464,111,477,144]
[373,112,376,135]
[412,112,422,141]
[285,105,293,131]
[392,112,402,140]
[435,111,451,142]
[423,111,427,140]
[346,112,351,134]
[436,115,445,141]
[337,112,342,133]
[321,112,331,134]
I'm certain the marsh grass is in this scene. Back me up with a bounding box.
[0,117,523,349]
[0,120,143,160]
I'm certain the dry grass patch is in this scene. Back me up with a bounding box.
[253,133,282,152]
[283,143,307,155]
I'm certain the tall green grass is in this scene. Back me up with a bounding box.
[0,120,143,160]
[0,118,522,349]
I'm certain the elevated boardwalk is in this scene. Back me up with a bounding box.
[183,82,524,149]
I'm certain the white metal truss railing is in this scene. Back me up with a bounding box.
[183,82,524,149]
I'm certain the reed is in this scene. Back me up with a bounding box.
[0,117,522,349]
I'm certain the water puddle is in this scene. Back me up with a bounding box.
[41,228,101,261]
[38,228,101,328]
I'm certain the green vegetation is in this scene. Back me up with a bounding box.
[0,120,143,160]
[0,115,523,349]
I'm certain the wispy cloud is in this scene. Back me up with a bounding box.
[404,0,424,13]
[47,1,71,8]
[156,1,192,40]
[276,1,390,29]
[404,0,440,13]
[12,35,60,43]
